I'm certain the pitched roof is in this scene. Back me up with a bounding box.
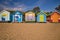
[13,10,23,15]
[37,10,46,15]
[50,12,60,16]
[0,10,10,14]
[25,10,34,13]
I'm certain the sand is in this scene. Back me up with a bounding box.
[0,23,60,40]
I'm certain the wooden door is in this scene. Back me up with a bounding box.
[40,15,44,22]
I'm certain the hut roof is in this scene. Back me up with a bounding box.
[50,12,60,16]
[12,10,23,15]
[25,10,34,13]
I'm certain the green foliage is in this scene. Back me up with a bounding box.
[33,7,40,13]
[44,12,52,16]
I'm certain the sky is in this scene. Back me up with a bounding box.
[0,0,60,12]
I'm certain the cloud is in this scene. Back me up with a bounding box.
[33,0,46,7]
[0,0,28,11]
[2,4,27,11]
[0,0,39,11]
[0,4,7,10]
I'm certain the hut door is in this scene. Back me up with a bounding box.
[28,16,32,21]
[28,14,33,21]
[2,17,5,21]
[19,15,22,22]
[14,15,19,22]
[14,15,22,22]
[40,15,44,22]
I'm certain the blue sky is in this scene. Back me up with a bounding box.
[0,0,60,12]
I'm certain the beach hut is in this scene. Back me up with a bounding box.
[37,11,46,22]
[0,10,10,22]
[50,12,60,22]
[25,11,35,22]
[12,11,23,23]
[58,14,60,22]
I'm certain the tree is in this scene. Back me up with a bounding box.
[33,7,40,13]
[44,12,52,17]
[55,5,60,12]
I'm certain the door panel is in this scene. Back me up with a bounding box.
[2,17,5,21]
[14,15,22,22]
[40,15,44,22]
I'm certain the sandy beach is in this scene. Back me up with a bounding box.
[0,23,60,40]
